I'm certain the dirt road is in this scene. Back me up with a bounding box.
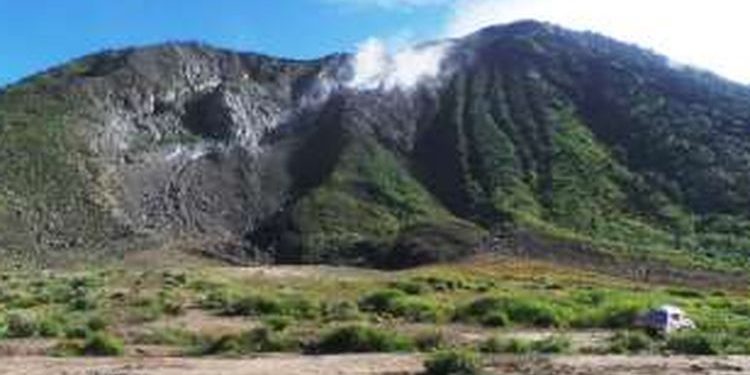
[0,354,424,375]
[490,355,750,374]
[3,355,750,375]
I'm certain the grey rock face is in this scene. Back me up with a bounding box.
[54,44,338,257]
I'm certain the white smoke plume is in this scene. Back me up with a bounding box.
[347,38,452,91]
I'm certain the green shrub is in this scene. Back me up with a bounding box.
[478,337,530,354]
[572,290,607,306]
[359,289,406,313]
[128,296,167,323]
[159,291,186,316]
[390,297,443,322]
[199,288,234,311]
[409,275,494,294]
[81,332,125,356]
[162,271,188,288]
[197,327,292,355]
[455,297,501,321]
[67,286,98,311]
[200,335,246,355]
[221,293,318,318]
[572,300,649,329]
[86,316,108,332]
[263,315,294,331]
[5,311,38,338]
[714,334,750,355]
[280,294,319,319]
[242,327,293,352]
[64,325,90,339]
[224,294,282,316]
[607,331,654,354]
[322,300,361,322]
[666,288,704,299]
[529,336,572,354]
[37,315,64,338]
[314,325,413,354]
[479,312,509,327]
[1,291,40,309]
[414,329,447,352]
[479,335,571,354]
[52,340,86,357]
[424,349,482,375]
[415,276,467,292]
[665,331,719,355]
[126,292,187,322]
[456,296,567,328]
[136,327,202,347]
[510,302,567,328]
[599,304,645,329]
[63,313,106,339]
[359,289,443,322]
[389,280,429,295]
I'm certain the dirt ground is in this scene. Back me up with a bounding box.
[2,355,750,375]
[0,354,422,375]
[489,355,750,375]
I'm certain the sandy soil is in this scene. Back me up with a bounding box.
[0,354,423,375]
[3,355,750,375]
[219,265,388,281]
[142,309,260,337]
[0,339,57,356]
[488,355,750,374]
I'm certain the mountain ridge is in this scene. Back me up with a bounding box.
[2,21,750,274]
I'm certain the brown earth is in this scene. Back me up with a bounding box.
[0,354,423,375]
[2,355,750,375]
[488,355,750,375]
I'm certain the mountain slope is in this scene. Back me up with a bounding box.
[2,22,750,271]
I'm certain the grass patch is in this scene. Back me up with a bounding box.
[204,290,318,319]
[665,331,719,355]
[55,332,125,357]
[314,324,413,354]
[571,299,652,329]
[195,327,294,356]
[424,349,482,375]
[359,289,445,322]
[455,296,569,328]
[479,337,531,354]
[3,311,38,338]
[607,331,655,354]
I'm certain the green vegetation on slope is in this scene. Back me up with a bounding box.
[0,79,117,266]
[404,24,750,271]
[286,136,485,266]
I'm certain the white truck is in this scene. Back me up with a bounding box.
[636,305,696,334]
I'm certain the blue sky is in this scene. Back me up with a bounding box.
[2,0,749,86]
[0,0,450,86]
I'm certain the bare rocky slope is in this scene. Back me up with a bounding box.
[2,21,750,270]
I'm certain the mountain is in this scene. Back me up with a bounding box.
[2,21,750,272]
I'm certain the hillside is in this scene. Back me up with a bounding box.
[2,21,750,272]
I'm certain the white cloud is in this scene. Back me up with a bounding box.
[347,38,451,90]
[445,0,750,83]
[326,0,750,84]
